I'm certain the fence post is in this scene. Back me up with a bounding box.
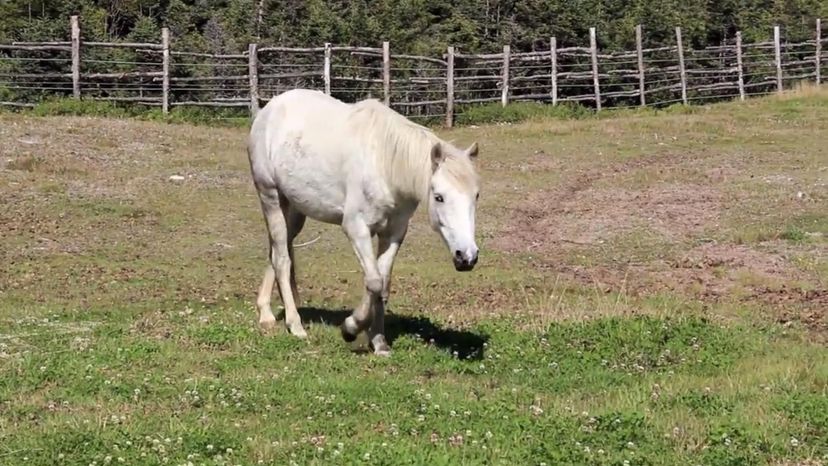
[382,41,391,106]
[248,43,259,116]
[70,15,80,99]
[323,43,332,95]
[676,27,687,104]
[635,24,645,106]
[816,19,822,85]
[446,46,455,128]
[736,32,745,101]
[774,25,783,94]
[550,37,558,105]
[589,27,601,111]
[161,27,170,114]
[501,45,510,106]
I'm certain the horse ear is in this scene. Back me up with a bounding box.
[466,142,479,159]
[431,142,444,169]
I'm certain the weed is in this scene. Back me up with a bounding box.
[781,225,807,243]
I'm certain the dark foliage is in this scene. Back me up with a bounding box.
[0,0,825,53]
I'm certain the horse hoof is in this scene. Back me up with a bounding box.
[287,323,308,339]
[340,324,357,343]
[259,318,277,333]
[373,346,392,357]
[340,316,362,343]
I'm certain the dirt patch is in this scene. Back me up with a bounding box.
[556,243,803,296]
[495,179,721,251]
[665,242,807,299]
[490,145,827,335]
[754,287,828,333]
[534,241,827,335]
[483,149,567,173]
[673,243,792,277]
[129,310,176,340]
[668,243,828,327]
[488,148,732,255]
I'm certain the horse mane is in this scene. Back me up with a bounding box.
[347,98,477,201]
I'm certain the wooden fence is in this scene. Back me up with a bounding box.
[0,16,826,127]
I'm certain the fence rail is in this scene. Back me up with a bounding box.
[0,15,826,126]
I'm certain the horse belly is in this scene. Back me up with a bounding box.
[274,155,346,225]
[259,93,353,225]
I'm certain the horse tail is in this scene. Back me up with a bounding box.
[247,99,273,188]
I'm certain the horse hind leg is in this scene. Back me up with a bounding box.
[256,187,307,338]
[256,262,278,332]
[285,207,306,315]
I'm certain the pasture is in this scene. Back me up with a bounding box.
[1,90,827,465]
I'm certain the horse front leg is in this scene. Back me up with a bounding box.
[340,217,384,349]
[368,222,408,355]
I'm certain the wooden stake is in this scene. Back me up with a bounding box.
[736,31,745,101]
[70,15,80,99]
[589,27,601,111]
[501,45,510,107]
[382,41,390,106]
[248,43,259,116]
[323,43,331,95]
[161,27,170,114]
[550,37,558,105]
[816,19,822,85]
[676,27,687,104]
[446,46,455,128]
[774,25,783,94]
[636,24,645,106]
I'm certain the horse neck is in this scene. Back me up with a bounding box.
[376,126,436,204]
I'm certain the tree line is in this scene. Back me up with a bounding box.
[1,0,826,54]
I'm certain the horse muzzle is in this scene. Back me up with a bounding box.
[453,249,478,272]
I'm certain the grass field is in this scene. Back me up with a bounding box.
[1,89,827,465]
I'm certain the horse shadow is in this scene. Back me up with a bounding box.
[297,306,488,360]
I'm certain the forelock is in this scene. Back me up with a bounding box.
[438,153,479,193]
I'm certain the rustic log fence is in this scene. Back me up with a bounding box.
[0,15,826,127]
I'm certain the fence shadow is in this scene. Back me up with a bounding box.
[297,306,488,360]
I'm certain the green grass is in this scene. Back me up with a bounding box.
[3,97,252,127]
[1,89,827,465]
[0,94,720,129]
[456,101,596,125]
[4,85,823,130]
[1,311,825,466]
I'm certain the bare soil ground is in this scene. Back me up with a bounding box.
[1,91,826,338]
[480,98,827,335]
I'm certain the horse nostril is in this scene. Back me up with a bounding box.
[454,250,462,260]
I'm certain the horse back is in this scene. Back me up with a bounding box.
[248,89,369,224]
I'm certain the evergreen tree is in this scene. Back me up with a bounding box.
[0,0,823,53]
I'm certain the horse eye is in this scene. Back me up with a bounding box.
[434,194,444,203]
[476,193,480,201]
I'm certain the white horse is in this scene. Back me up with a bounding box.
[246,89,480,355]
